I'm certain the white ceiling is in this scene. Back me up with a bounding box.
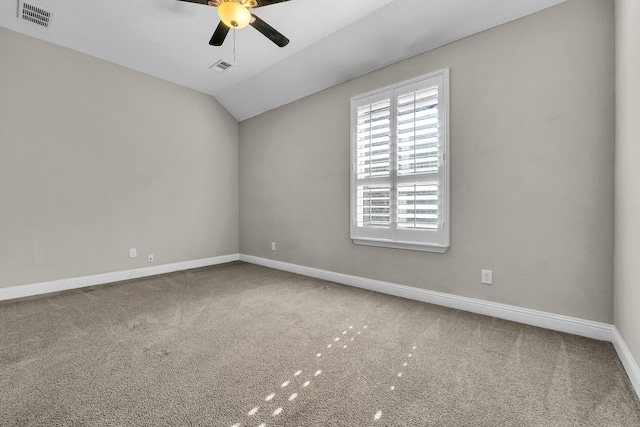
[0,0,566,121]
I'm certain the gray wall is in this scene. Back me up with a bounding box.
[239,0,615,323]
[0,28,239,289]
[615,0,640,367]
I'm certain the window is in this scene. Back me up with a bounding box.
[350,68,450,253]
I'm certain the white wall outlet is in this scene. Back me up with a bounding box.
[129,248,137,258]
[148,253,154,262]
[271,242,276,251]
[481,269,493,285]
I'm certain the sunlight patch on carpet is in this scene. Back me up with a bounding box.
[230,324,369,426]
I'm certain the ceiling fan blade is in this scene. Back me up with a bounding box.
[175,0,210,5]
[210,21,230,46]
[250,0,292,8]
[249,14,289,47]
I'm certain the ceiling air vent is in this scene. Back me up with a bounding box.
[210,60,233,73]
[18,1,52,28]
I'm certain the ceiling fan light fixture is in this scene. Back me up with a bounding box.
[218,1,251,29]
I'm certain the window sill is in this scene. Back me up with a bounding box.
[352,238,449,253]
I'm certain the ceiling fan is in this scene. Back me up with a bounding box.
[177,0,291,48]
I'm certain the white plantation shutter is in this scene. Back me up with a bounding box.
[350,69,450,252]
[355,95,392,231]
[397,183,439,230]
[356,99,391,180]
[396,87,439,176]
[356,185,390,228]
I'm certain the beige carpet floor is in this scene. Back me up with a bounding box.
[1,261,639,426]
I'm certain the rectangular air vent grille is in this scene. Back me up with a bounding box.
[19,1,52,28]
[210,60,233,73]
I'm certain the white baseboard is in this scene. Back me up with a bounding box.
[239,255,613,341]
[0,254,240,302]
[612,327,640,398]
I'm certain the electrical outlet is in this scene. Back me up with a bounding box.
[148,253,154,262]
[271,242,276,251]
[481,269,493,285]
[129,248,137,258]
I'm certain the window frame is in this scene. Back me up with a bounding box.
[350,68,450,253]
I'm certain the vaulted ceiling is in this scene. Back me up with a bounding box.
[0,0,566,120]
